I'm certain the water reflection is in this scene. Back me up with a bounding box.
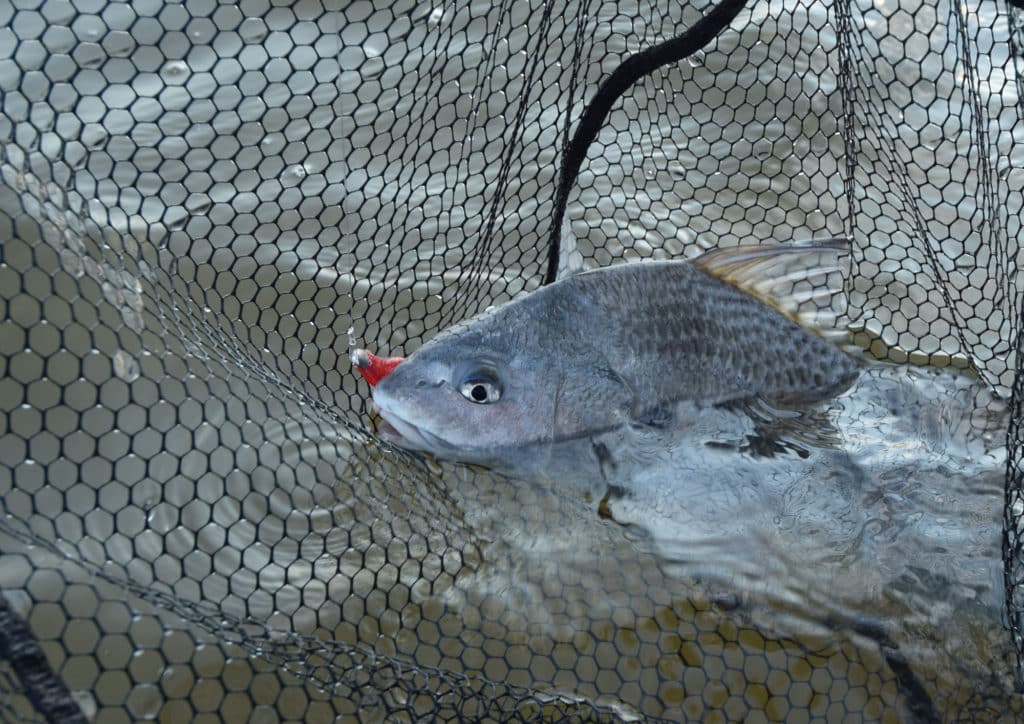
[465,363,1006,670]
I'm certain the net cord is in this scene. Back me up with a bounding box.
[0,592,87,724]
[543,0,752,285]
[1003,0,1024,693]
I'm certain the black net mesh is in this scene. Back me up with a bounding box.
[1,0,1023,720]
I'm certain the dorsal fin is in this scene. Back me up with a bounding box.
[692,238,852,343]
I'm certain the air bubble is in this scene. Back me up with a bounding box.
[427,7,444,28]
[686,50,705,67]
[113,350,140,382]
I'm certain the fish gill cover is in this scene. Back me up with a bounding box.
[0,0,1022,721]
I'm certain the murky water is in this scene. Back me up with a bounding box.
[1,0,1022,719]
[449,363,1008,668]
[345,361,1014,718]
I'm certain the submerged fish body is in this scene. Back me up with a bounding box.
[372,241,861,465]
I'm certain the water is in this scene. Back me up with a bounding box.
[0,0,1021,719]
[465,363,1008,668]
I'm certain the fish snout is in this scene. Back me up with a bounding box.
[415,378,446,389]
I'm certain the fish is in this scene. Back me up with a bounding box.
[366,239,862,467]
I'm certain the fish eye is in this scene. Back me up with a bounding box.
[459,370,501,404]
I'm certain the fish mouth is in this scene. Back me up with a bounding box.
[373,402,454,455]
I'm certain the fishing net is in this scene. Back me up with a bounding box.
[1,0,1023,720]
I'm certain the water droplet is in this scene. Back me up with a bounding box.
[281,164,307,186]
[113,350,139,382]
[110,42,134,58]
[261,133,284,153]
[185,195,212,215]
[83,256,103,280]
[346,325,357,346]
[359,56,385,80]
[123,308,144,332]
[667,161,687,180]
[919,124,943,152]
[686,50,705,68]
[427,7,444,28]
[67,150,87,170]
[363,34,387,59]
[83,127,109,151]
[63,229,86,255]
[79,50,104,69]
[60,248,84,278]
[119,269,139,292]
[165,210,187,232]
[161,60,189,80]
[240,18,268,43]
[753,139,773,160]
[632,238,654,256]
[102,280,125,307]
[70,691,97,719]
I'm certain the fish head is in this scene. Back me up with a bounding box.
[371,331,557,464]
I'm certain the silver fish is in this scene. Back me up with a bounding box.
[372,240,861,466]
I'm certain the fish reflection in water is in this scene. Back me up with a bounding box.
[500,364,1004,619]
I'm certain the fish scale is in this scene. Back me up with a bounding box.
[559,260,856,406]
[370,241,862,466]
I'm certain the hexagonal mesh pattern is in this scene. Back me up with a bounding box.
[0,0,1022,720]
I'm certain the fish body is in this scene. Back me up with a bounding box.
[371,241,861,466]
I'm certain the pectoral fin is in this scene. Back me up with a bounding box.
[553,362,638,440]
